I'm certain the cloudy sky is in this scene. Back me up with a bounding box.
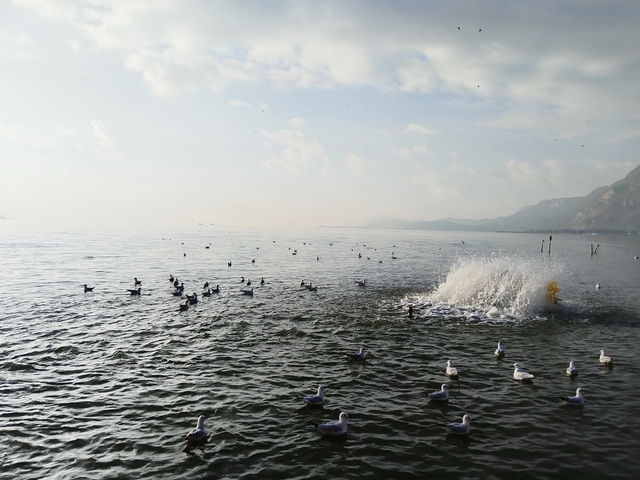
[1,0,639,228]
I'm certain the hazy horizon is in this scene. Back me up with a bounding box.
[2,1,639,229]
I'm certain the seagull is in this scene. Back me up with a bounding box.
[599,349,613,365]
[212,285,220,294]
[427,384,449,402]
[134,277,142,286]
[203,281,209,289]
[494,341,505,358]
[346,346,366,360]
[83,284,94,292]
[202,288,212,297]
[513,363,534,381]
[446,360,459,379]
[445,414,471,435]
[179,301,189,311]
[566,360,578,378]
[127,287,141,295]
[559,387,584,406]
[313,411,348,436]
[242,288,254,296]
[184,415,207,450]
[303,385,326,406]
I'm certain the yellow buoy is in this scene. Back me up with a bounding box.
[547,281,562,303]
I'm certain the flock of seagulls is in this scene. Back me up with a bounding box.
[183,341,612,445]
[418,341,613,437]
[82,239,621,449]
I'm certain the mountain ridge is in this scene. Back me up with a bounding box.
[362,165,640,234]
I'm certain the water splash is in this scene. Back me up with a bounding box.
[418,255,565,321]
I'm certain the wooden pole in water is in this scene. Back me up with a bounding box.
[541,239,545,253]
[548,233,552,256]
[590,243,594,257]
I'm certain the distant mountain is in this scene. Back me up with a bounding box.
[362,165,640,233]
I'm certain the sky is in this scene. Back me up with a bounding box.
[1,0,639,229]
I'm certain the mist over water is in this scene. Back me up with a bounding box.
[1,226,639,479]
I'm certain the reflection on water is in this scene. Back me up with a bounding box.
[1,227,639,479]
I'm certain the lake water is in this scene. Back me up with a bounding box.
[2,226,639,479]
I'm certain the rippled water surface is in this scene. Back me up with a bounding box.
[2,226,640,479]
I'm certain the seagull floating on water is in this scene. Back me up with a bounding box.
[127,287,141,295]
[494,341,505,358]
[445,414,471,435]
[134,277,142,286]
[599,349,613,365]
[303,385,326,406]
[427,384,449,402]
[559,387,584,406]
[83,284,94,293]
[184,415,207,450]
[313,411,348,436]
[566,360,578,378]
[513,363,534,381]
[346,346,366,361]
[446,360,459,379]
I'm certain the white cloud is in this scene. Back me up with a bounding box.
[391,147,411,158]
[404,123,435,135]
[0,123,75,148]
[412,144,431,156]
[288,117,306,129]
[91,120,115,149]
[451,163,475,175]
[229,99,251,108]
[506,159,535,180]
[408,171,460,198]
[344,153,366,175]
[14,0,640,139]
[260,128,327,174]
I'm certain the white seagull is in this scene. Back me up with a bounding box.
[560,387,584,406]
[427,384,449,401]
[185,415,207,447]
[494,341,505,358]
[445,414,471,435]
[513,363,534,381]
[566,360,578,378]
[313,411,349,436]
[599,349,613,365]
[446,360,459,378]
[346,346,366,360]
[303,385,326,406]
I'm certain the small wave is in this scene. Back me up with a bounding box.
[2,361,38,371]
[273,327,307,338]
[415,254,565,322]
